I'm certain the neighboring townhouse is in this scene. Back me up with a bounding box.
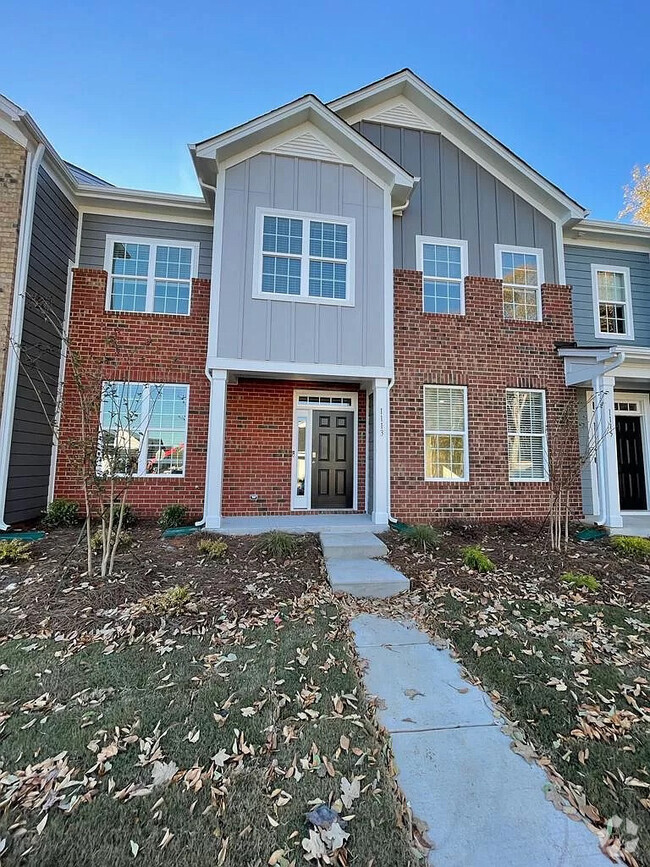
[0,96,78,529]
[2,70,650,534]
[561,220,650,535]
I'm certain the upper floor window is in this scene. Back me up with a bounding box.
[104,236,199,315]
[496,245,544,322]
[98,381,189,477]
[506,388,548,481]
[591,264,634,339]
[417,236,468,314]
[254,209,354,305]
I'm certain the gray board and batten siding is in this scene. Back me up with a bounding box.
[564,244,650,347]
[79,214,213,280]
[5,167,78,523]
[356,121,560,284]
[215,153,387,369]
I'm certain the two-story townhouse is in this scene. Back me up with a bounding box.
[3,69,650,535]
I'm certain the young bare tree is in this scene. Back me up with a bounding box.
[546,390,611,551]
[10,286,156,577]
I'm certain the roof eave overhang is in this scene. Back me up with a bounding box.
[191,96,416,210]
[564,218,650,249]
[76,184,212,222]
[330,71,588,224]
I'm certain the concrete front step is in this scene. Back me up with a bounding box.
[325,557,410,598]
[320,531,388,560]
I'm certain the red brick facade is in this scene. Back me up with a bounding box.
[223,379,366,516]
[54,269,211,519]
[390,270,582,523]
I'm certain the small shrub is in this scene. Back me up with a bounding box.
[252,531,299,559]
[561,571,600,591]
[0,540,32,564]
[158,504,189,531]
[90,529,133,554]
[402,524,440,552]
[147,585,192,613]
[101,502,137,530]
[462,545,495,573]
[609,535,650,559]
[43,498,79,528]
[197,538,228,560]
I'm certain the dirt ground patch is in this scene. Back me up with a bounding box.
[382,522,650,607]
[0,526,325,636]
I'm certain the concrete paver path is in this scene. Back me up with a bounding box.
[351,614,609,867]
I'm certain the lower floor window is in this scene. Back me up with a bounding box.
[98,382,189,477]
[506,388,548,481]
[423,385,468,481]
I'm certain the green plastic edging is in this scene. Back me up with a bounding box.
[575,527,608,541]
[162,526,197,538]
[0,531,45,541]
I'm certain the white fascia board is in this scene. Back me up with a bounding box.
[565,219,650,251]
[330,70,587,223]
[208,357,394,381]
[194,96,415,208]
[76,186,212,224]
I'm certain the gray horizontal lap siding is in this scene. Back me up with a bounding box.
[357,121,559,283]
[5,167,78,523]
[217,153,386,368]
[565,245,650,347]
[79,214,213,279]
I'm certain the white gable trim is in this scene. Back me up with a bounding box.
[221,122,353,171]
[360,96,438,132]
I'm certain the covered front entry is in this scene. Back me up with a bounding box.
[560,346,650,534]
[292,391,357,511]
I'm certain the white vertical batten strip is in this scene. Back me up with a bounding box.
[0,143,45,529]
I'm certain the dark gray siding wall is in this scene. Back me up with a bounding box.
[79,214,213,279]
[5,167,78,523]
[565,245,650,347]
[357,121,559,283]
[217,154,386,368]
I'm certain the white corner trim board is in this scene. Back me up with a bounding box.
[0,143,45,530]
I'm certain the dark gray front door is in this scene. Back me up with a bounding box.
[311,411,353,509]
[616,415,648,510]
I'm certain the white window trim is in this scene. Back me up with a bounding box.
[98,381,190,479]
[416,235,468,315]
[495,244,545,323]
[103,235,200,316]
[505,388,549,482]
[423,384,469,482]
[590,263,634,341]
[252,207,355,307]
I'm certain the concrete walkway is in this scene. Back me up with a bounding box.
[321,532,410,598]
[351,614,608,867]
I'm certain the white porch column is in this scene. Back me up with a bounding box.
[371,378,390,525]
[593,373,622,528]
[202,369,228,529]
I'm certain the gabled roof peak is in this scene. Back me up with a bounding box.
[329,69,587,222]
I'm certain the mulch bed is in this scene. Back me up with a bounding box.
[382,522,650,607]
[0,525,325,635]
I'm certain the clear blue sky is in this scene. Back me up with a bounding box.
[2,0,648,220]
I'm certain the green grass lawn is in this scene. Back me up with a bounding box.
[428,593,650,864]
[0,602,418,866]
